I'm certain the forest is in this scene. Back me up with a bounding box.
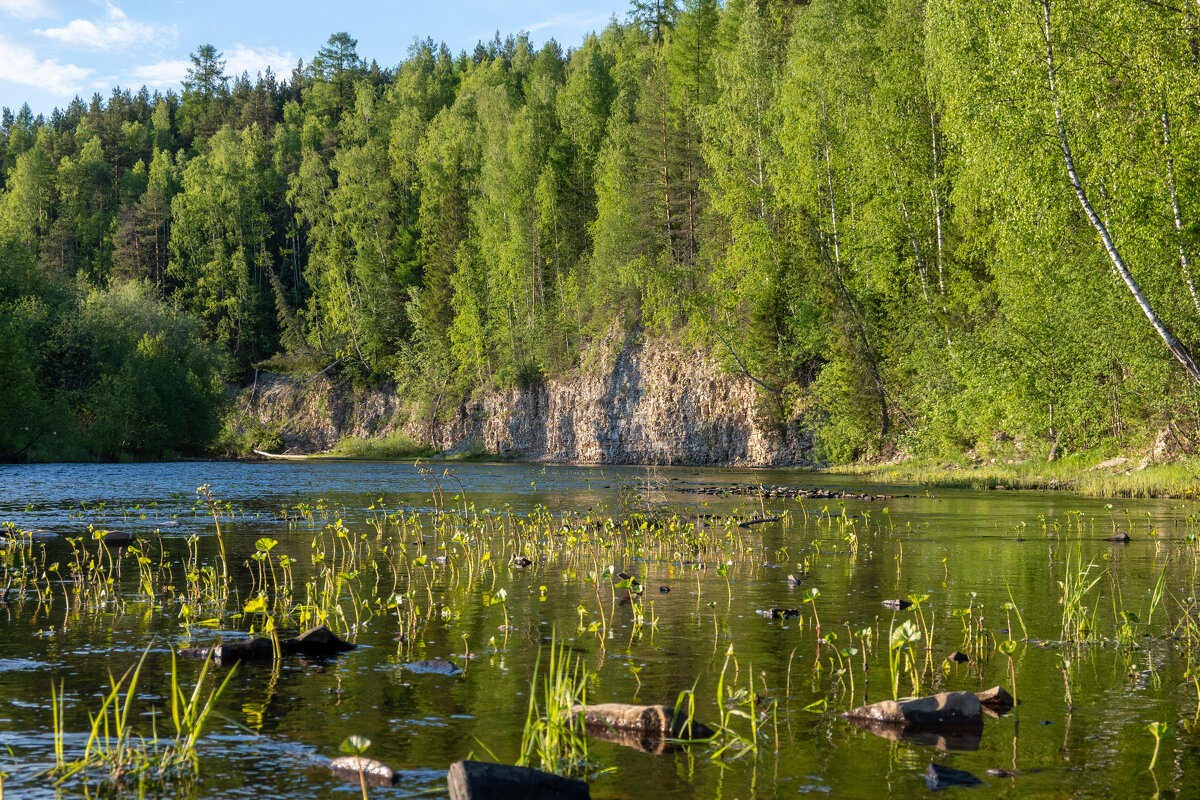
[1,0,1198,464]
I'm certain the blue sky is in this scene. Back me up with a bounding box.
[0,1,623,116]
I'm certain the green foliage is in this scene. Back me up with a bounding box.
[4,2,1200,461]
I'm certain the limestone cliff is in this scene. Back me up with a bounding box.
[240,330,811,467]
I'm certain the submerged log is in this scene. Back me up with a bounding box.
[447,760,589,800]
[844,691,983,728]
[570,702,714,740]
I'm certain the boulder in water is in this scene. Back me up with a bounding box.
[447,759,589,800]
[330,756,396,787]
[283,625,356,657]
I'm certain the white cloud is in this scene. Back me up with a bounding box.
[126,46,293,92]
[0,0,53,20]
[36,4,174,52]
[523,11,608,34]
[127,58,189,89]
[0,34,91,97]
[223,45,293,79]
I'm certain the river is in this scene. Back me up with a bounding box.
[0,461,1194,798]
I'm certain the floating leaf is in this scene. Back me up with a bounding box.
[340,734,372,755]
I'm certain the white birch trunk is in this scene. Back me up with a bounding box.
[1042,0,1200,385]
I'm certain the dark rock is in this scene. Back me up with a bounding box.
[787,574,802,586]
[405,659,461,676]
[737,517,780,528]
[974,686,1014,712]
[283,625,356,657]
[447,759,589,800]
[844,691,983,728]
[882,599,913,611]
[98,530,135,547]
[179,636,275,665]
[330,756,396,787]
[925,763,984,790]
[756,607,800,620]
[1104,532,1131,543]
[512,555,533,568]
[947,651,970,664]
[570,702,714,741]
[659,585,670,593]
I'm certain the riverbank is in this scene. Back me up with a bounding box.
[831,455,1200,499]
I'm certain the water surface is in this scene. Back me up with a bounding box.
[0,461,1195,798]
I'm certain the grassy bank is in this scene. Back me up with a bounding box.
[323,431,437,460]
[830,454,1200,499]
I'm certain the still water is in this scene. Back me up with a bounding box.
[0,461,1197,798]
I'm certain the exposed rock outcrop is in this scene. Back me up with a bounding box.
[240,330,811,466]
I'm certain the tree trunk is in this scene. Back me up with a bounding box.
[821,101,890,437]
[1160,107,1200,314]
[1042,0,1200,384]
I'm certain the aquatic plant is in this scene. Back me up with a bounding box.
[1146,722,1174,771]
[339,735,373,800]
[47,647,235,791]
[517,636,591,777]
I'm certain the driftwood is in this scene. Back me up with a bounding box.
[253,449,309,460]
[570,702,714,741]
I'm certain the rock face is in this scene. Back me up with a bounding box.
[447,760,589,800]
[240,329,811,467]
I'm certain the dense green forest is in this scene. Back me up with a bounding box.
[2,0,1200,462]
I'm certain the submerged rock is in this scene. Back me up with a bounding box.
[925,763,984,790]
[97,530,136,546]
[405,658,461,676]
[737,516,780,528]
[179,624,356,665]
[756,607,799,620]
[882,599,913,611]
[1104,532,1131,543]
[179,636,275,664]
[569,702,714,741]
[844,691,983,728]
[947,651,970,664]
[329,756,396,787]
[447,759,589,800]
[283,625,356,657]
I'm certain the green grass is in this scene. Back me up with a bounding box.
[830,454,1200,499]
[325,430,437,460]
